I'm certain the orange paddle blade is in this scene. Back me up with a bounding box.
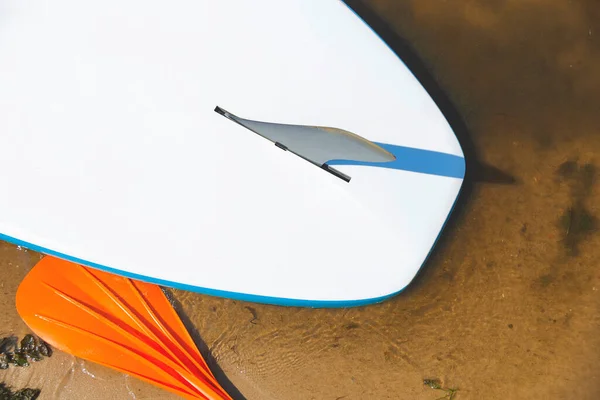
[16,256,232,400]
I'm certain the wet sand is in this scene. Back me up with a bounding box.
[2,0,600,398]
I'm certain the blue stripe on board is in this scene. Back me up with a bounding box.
[327,142,465,179]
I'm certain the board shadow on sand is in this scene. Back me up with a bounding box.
[343,0,518,293]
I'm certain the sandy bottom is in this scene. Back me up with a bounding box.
[2,0,600,399]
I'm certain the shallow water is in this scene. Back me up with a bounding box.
[2,0,600,398]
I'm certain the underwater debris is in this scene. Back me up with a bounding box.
[424,378,442,390]
[0,334,52,369]
[423,378,459,399]
[244,306,259,325]
[555,160,598,256]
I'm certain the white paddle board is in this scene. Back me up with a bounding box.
[0,0,465,306]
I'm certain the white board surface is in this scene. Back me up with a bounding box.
[0,0,465,306]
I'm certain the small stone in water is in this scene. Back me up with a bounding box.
[14,388,42,400]
[0,354,9,369]
[37,341,52,358]
[20,335,36,353]
[28,351,42,362]
[12,352,29,367]
[0,336,18,354]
